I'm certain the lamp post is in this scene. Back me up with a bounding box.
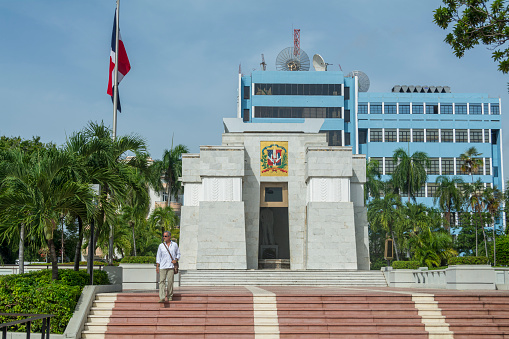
[88,184,100,285]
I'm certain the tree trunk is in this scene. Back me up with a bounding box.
[130,221,137,256]
[445,211,451,232]
[18,223,25,274]
[48,237,59,280]
[391,230,400,261]
[479,210,489,258]
[73,216,83,271]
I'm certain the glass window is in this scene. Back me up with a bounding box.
[413,129,424,142]
[243,109,250,122]
[442,158,455,175]
[399,104,410,114]
[399,129,410,142]
[485,158,491,175]
[456,129,468,142]
[370,129,383,142]
[491,104,500,115]
[265,187,283,202]
[412,103,423,114]
[427,183,438,197]
[344,86,350,100]
[359,129,367,144]
[484,129,490,143]
[385,129,397,142]
[243,86,250,99]
[470,104,482,115]
[441,129,453,142]
[385,158,395,174]
[370,103,382,114]
[370,157,383,174]
[456,104,467,114]
[457,159,468,175]
[426,129,439,142]
[344,132,351,146]
[344,109,350,122]
[358,104,368,114]
[426,104,438,114]
[470,129,482,143]
[415,185,426,197]
[323,130,342,146]
[384,104,397,114]
[254,107,342,119]
[428,158,440,175]
[441,104,453,114]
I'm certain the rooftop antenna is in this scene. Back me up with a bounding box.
[260,54,266,71]
[293,29,300,57]
[313,54,326,71]
[276,28,310,71]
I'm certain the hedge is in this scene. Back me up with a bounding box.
[392,261,420,269]
[29,261,119,267]
[448,256,489,265]
[0,269,110,334]
[120,256,156,264]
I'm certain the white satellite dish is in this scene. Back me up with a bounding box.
[347,70,370,92]
[313,54,326,71]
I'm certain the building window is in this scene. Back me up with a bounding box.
[399,104,410,114]
[456,129,468,142]
[371,157,383,174]
[243,109,250,122]
[254,106,342,119]
[427,183,438,198]
[491,104,500,115]
[441,129,453,142]
[484,129,490,143]
[344,87,350,100]
[243,86,250,99]
[399,129,410,142]
[442,158,454,175]
[456,104,467,114]
[413,103,424,114]
[413,129,424,142]
[426,103,438,114]
[370,129,383,142]
[344,132,351,146]
[359,129,367,144]
[426,129,439,142]
[254,83,342,96]
[385,158,395,174]
[323,130,342,146]
[470,129,482,143]
[428,158,440,175]
[470,104,482,115]
[456,159,468,175]
[415,185,426,197]
[344,109,350,123]
[162,191,168,202]
[485,158,491,175]
[370,103,382,114]
[484,103,489,114]
[441,104,453,114]
[359,103,368,114]
[384,104,397,114]
[385,129,397,142]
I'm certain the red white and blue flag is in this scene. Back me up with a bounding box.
[107,12,130,112]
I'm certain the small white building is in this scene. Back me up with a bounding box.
[179,120,369,270]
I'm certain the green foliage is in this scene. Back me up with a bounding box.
[392,261,420,269]
[434,0,509,73]
[489,235,509,266]
[120,256,156,264]
[370,257,389,270]
[448,256,489,265]
[0,269,109,334]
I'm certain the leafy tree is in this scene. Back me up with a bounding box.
[365,158,383,202]
[434,0,509,73]
[392,148,430,203]
[460,147,483,183]
[463,179,489,256]
[483,186,503,264]
[148,206,179,243]
[152,140,189,203]
[434,175,464,232]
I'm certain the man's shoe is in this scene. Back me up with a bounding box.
[159,299,165,303]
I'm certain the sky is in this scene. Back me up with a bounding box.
[1,1,508,181]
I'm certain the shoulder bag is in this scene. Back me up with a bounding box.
[163,242,179,274]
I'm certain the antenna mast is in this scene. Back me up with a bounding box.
[260,54,266,71]
[293,29,300,56]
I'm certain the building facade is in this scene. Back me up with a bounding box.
[238,70,504,226]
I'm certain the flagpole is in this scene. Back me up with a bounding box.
[112,0,120,141]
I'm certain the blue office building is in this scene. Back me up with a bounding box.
[233,69,503,225]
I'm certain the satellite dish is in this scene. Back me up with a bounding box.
[275,47,310,71]
[347,70,370,92]
[313,54,326,71]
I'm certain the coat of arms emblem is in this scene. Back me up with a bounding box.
[260,141,288,176]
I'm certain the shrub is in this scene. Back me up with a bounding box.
[120,256,155,264]
[370,258,389,270]
[448,256,489,265]
[392,261,420,269]
[0,269,110,334]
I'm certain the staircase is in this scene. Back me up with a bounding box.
[180,269,388,286]
[81,287,509,338]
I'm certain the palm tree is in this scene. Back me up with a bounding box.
[148,206,179,242]
[0,148,94,279]
[482,186,503,265]
[365,158,383,202]
[434,176,464,232]
[367,192,403,260]
[153,139,189,204]
[463,179,488,257]
[392,148,430,203]
[460,147,483,183]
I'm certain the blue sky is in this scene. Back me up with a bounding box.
[1,1,508,181]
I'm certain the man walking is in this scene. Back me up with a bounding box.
[156,231,180,302]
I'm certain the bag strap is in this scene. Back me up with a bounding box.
[163,242,175,261]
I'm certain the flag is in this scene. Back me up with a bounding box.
[107,12,130,112]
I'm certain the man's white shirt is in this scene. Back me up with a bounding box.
[156,241,181,269]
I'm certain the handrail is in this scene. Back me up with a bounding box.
[0,312,55,339]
